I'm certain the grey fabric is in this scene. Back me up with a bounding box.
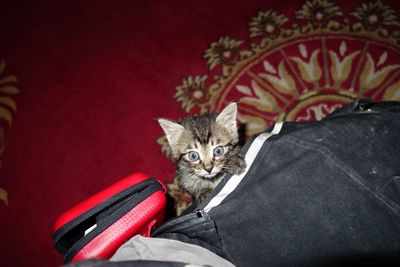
[64,259,194,267]
[110,235,235,267]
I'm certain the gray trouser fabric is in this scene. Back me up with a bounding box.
[110,235,235,267]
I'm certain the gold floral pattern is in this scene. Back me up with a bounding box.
[296,0,343,28]
[203,37,254,77]
[175,75,209,112]
[0,59,19,206]
[359,53,399,93]
[290,44,322,86]
[249,10,288,39]
[0,60,18,125]
[204,37,244,70]
[351,0,400,34]
[328,41,360,88]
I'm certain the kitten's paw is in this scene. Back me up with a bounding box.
[195,187,213,203]
[230,153,246,174]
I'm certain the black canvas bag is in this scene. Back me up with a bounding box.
[153,100,400,267]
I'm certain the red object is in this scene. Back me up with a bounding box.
[53,173,166,263]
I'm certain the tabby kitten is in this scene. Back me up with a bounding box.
[158,103,246,202]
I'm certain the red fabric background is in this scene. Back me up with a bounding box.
[0,1,399,266]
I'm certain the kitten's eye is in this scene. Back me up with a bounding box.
[213,146,224,157]
[188,151,200,161]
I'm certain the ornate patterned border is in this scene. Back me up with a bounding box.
[177,0,400,110]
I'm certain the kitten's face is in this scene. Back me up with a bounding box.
[177,122,235,179]
[158,103,239,180]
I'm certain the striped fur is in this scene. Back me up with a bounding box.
[158,103,246,202]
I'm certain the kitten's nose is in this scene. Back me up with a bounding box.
[204,166,213,173]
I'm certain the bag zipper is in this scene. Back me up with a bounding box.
[152,209,206,236]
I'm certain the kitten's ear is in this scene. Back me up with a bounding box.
[216,102,238,138]
[158,118,185,149]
